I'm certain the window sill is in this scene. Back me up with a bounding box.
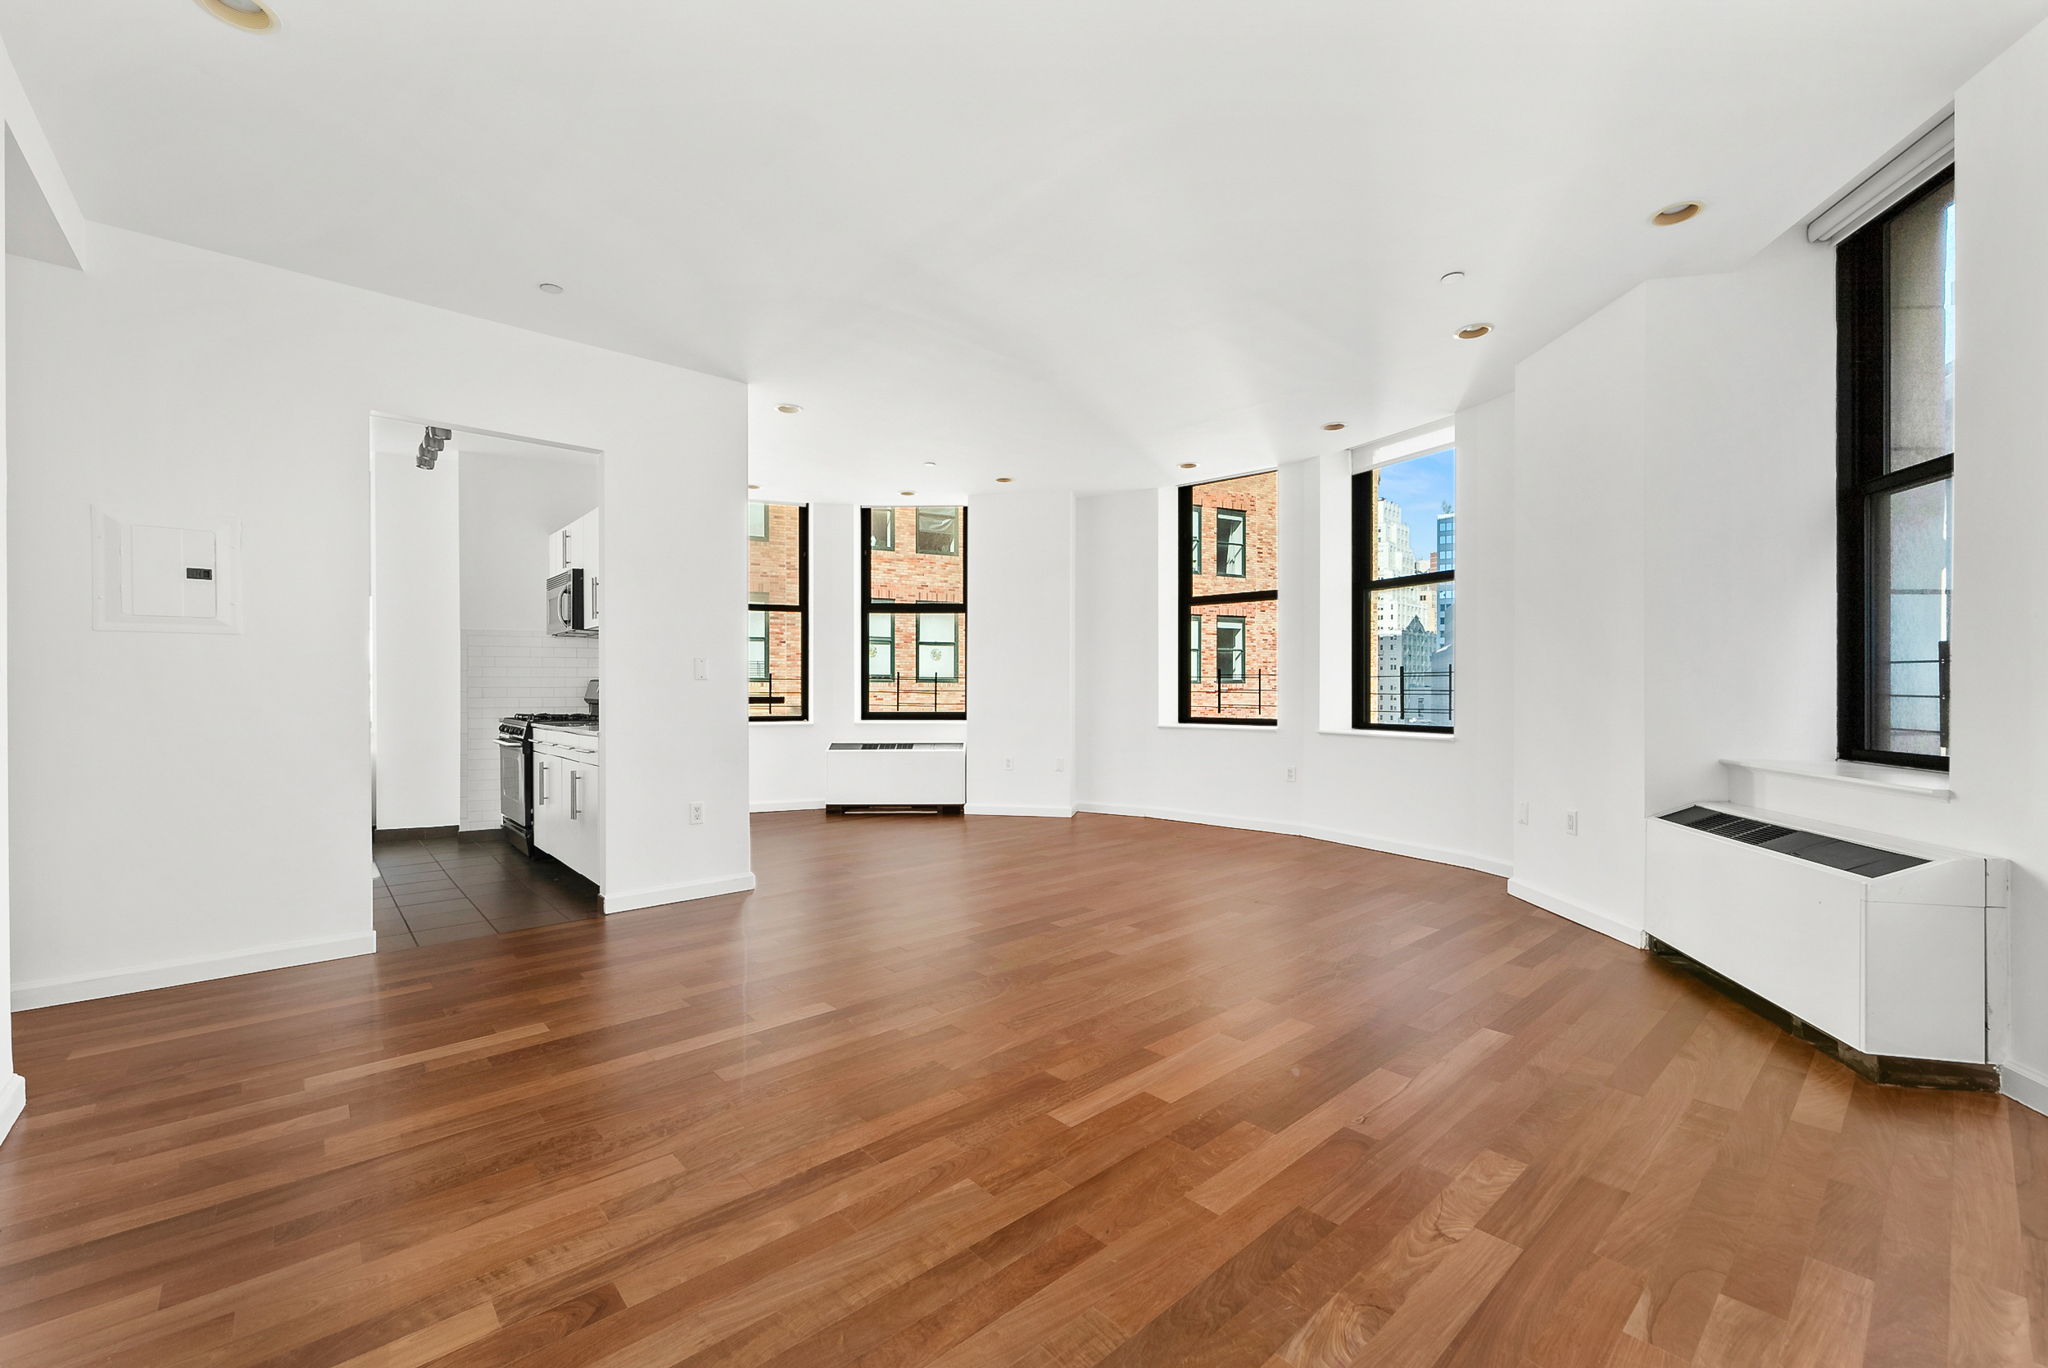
[748,719,814,726]
[1316,728,1457,742]
[1720,757,1954,801]
[1159,722,1282,732]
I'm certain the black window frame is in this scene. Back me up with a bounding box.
[1177,477,1277,726]
[1351,455,1456,733]
[862,505,968,720]
[1836,166,1954,772]
[747,502,810,723]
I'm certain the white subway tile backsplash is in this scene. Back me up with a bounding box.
[461,629,599,830]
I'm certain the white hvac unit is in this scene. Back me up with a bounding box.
[825,742,967,814]
[1647,803,2003,1070]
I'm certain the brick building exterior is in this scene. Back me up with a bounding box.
[866,506,968,715]
[1186,472,1278,720]
[748,502,806,718]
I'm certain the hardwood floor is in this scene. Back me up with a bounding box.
[4,810,2045,1367]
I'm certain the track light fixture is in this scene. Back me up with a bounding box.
[417,426,451,470]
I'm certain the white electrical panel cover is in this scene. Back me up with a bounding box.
[92,507,240,633]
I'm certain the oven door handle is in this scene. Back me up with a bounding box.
[495,738,524,749]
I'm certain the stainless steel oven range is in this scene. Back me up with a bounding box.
[497,681,598,855]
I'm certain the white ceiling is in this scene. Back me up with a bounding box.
[7,1,2042,501]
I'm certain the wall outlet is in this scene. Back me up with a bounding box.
[1285,767,1298,783]
[688,801,705,825]
[1564,809,1579,836]
[1004,757,1014,771]
[1054,758,1065,772]
[1516,801,1530,825]
[691,657,708,680]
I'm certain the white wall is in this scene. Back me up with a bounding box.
[9,222,747,1008]
[460,449,598,632]
[371,442,462,830]
[0,27,86,1139]
[1072,394,1516,875]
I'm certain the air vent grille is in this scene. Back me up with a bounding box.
[1658,806,1930,877]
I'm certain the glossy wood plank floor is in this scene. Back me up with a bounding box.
[5,812,2046,1367]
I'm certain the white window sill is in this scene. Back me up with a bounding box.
[1158,722,1282,732]
[748,719,814,726]
[1316,728,1457,742]
[1720,757,1954,801]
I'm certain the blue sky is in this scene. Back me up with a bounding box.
[1377,448,1455,550]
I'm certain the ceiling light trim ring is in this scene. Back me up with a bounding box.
[194,0,278,32]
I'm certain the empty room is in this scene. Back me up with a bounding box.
[1,2,2045,1365]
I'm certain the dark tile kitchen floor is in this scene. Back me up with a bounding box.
[372,830,605,952]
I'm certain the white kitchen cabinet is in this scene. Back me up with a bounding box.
[531,729,603,888]
[549,508,602,629]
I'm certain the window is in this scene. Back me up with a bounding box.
[916,507,960,555]
[867,612,895,679]
[916,613,958,680]
[1217,617,1246,681]
[1352,447,1455,731]
[1216,508,1247,577]
[862,505,967,718]
[746,502,808,720]
[1179,472,1277,724]
[1838,168,1954,769]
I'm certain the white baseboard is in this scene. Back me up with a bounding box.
[1505,879,1645,947]
[0,1073,23,1147]
[965,804,1078,818]
[751,800,824,813]
[12,932,378,1011]
[606,872,757,915]
[2001,1057,2048,1118]
[1075,802,1512,878]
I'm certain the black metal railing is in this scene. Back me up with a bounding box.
[748,670,804,718]
[1189,671,1274,718]
[1366,665,1454,726]
[867,673,967,715]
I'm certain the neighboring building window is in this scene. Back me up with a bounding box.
[867,612,895,679]
[1217,617,1246,681]
[747,610,769,680]
[746,502,808,720]
[863,506,967,717]
[916,613,959,680]
[1352,447,1455,730]
[1216,508,1247,577]
[1838,167,1954,769]
[916,506,961,555]
[1179,472,1277,724]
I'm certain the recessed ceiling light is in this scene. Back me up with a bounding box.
[1652,201,1703,226]
[922,461,938,468]
[1178,463,1197,469]
[747,484,759,490]
[1322,423,1347,432]
[899,490,916,496]
[195,0,277,31]
[1439,270,1466,284]
[537,282,564,295]
[775,404,803,415]
[1456,323,1494,340]
[995,477,1014,483]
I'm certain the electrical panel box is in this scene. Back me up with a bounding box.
[93,507,240,633]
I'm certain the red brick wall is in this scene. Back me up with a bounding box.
[1187,473,1278,720]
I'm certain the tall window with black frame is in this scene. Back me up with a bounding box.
[1837,168,1954,768]
[863,506,967,718]
[1353,447,1455,731]
[747,502,808,719]
[1179,472,1277,723]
